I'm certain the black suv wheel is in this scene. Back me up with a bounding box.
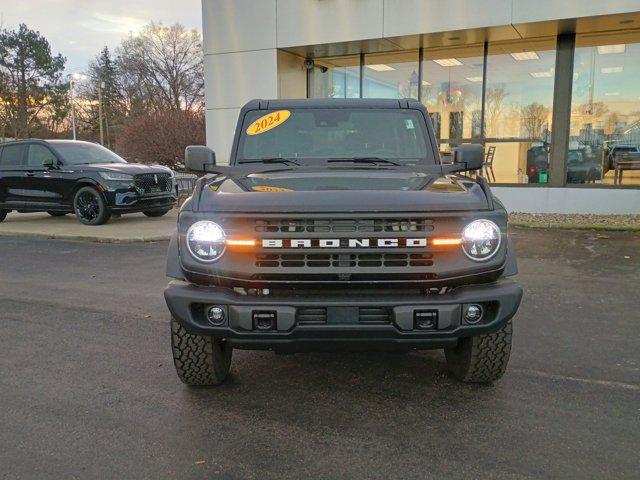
[143,208,172,218]
[73,186,111,225]
[171,317,233,386]
[445,320,512,383]
[0,209,8,223]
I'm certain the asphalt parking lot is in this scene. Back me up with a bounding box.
[0,228,638,479]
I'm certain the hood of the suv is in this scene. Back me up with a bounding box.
[196,169,490,212]
[74,163,171,175]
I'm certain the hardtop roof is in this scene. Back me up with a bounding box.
[242,98,423,112]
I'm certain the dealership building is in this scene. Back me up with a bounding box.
[202,0,640,213]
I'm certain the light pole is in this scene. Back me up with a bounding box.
[98,81,105,145]
[67,73,87,141]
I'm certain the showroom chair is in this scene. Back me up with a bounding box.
[482,146,496,182]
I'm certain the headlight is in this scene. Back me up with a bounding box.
[98,172,134,181]
[461,219,501,261]
[186,221,226,262]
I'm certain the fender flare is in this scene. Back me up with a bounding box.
[166,231,185,280]
[503,237,518,277]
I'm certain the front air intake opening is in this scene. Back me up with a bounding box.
[358,307,392,324]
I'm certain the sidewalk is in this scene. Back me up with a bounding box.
[0,210,177,243]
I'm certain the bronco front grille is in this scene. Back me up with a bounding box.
[134,173,172,194]
[255,252,434,268]
[254,217,434,233]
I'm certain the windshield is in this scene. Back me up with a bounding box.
[52,143,127,165]
[238,108,434,165]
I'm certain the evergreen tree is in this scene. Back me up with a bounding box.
[0,24,67,138]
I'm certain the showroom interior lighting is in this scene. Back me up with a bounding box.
[510,51,539,61]
[530,70,554,78]
[602,66,624,74]
[366,64,395,72]
[598,44,626,54]
[433,58,463,67]
[465,76,483,82]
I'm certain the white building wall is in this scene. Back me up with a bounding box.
[276,0,384,47]
[512,0,640,24]
[202,0,278,163]
[277,51,307,99]
[382,0,513,38]
[493,187,640,215]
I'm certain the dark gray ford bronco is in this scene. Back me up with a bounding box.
[165,99,522,386]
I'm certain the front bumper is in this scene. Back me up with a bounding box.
[165,279,523,352]
[105,189,177,213]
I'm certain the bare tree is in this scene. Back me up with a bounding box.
[520,102,550,139]
[485,85,508,137]
[116,22,204,113]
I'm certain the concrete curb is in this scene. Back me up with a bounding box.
[0,231,171,243]
[510,222,640,232]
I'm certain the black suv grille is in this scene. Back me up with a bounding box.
[255,252,434,268]
[134,173,172,194]
[255,218,434,233]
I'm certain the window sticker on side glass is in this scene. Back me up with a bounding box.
[246,110,291,136]
[405,119,415,129]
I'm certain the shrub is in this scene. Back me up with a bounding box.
[116,110,205,167]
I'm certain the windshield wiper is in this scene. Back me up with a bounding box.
[327,157,401,166]
[238,158,300,166]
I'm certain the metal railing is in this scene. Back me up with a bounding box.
[173,172,198,196]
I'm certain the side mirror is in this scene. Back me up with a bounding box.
[43,157,57,169]
[185,145,216,172]
[452,144,484,171]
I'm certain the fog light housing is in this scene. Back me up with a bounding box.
[206,305,226,325]
[464,304,483,324]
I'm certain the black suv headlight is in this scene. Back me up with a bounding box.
[98,172,134,181]
[186,220,226,262]
[461,219,501,261]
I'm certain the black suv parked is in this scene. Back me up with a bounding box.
[0,140,177,225]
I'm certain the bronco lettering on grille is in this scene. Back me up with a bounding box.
[262,238,428,248]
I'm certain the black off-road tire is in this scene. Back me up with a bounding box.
[73,186,111,225]
[143,208,171,218]
[47,211,68,217]
[445,320,512,383]
[171,317,233,386]
[0,209,8,222]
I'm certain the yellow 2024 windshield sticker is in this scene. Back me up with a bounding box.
[246,110,291,136]
[252,185,293,192]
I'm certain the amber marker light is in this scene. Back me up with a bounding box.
[226,239,256,247]
[431,237,463,246]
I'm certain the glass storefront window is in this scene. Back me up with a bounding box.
[569,32,640,185]
[422,46,484,150]
[309,56,360,99]
[363,51,419,99]
[485,39,556,184]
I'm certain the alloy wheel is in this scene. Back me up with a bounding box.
[75,190,101,222]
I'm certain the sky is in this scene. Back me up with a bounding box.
[0,0,202,73]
